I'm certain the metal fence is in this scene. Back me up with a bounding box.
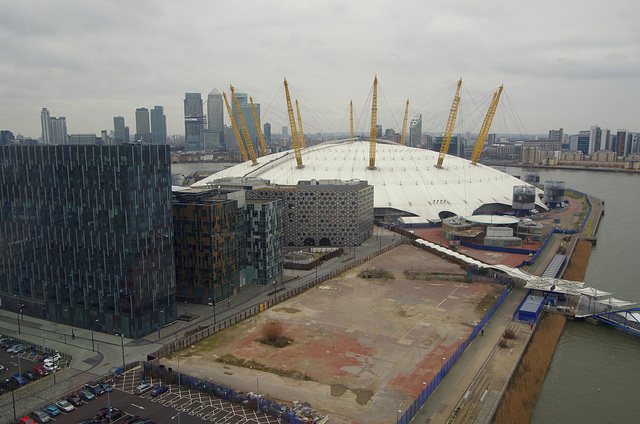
[396,287,511,424]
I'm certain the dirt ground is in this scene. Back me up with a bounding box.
[162,244,505,424]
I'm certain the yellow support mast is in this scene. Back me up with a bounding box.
[471,85,503,165]
[349,101,354,140]
[400,99,409,145]
[295,99,306,148]
[283,78,304,168]
[368,75,378,169]
[230,85,258,165]
[436,78,462,168]
[250,97,268,156]
[222,92,249,162]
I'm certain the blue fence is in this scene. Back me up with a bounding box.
[396,287,511,424]
[460,240,538,256]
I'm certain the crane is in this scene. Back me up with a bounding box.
[471,85,503,165]
[368,75,378,169]
[295,99,306,148]
[283,78,304,168]
[222,92,249,162]
[250,97,268,156]
[230,85,258,165]
[400,99,409,145]
[350,101,354,140]
[436,78,462,168]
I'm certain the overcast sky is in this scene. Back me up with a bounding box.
[1,0,638,139]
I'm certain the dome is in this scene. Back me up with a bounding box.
[193,139,545,221]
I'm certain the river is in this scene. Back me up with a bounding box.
[510,168,640,423]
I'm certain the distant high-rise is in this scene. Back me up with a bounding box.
[114,116,126,144]
[207,89,225,147]
[264,122,271,145]
[135,107,151,143]
[231,92,259,153]
[184,93,206,151]
[589,125,602,154]
[577,130,590,155]
[409,114,422,147]
[41,108,53,144]
[282,126,288,137]
[150,106,167,145]
[50,117,68,145]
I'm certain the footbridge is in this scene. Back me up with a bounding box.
[413,238,638,333]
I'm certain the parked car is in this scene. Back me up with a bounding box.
[18,417,36,424]
[150,385,169,396]
[79,388,95,401]
[104,409,124,421]
[32,366,47,376]
[44,405,60,417]
[0,364,5,372]
[135,383,154,394]
[85,383,105,396]
[1,378,19,391]
[43,363,59,373]
[97,381,114,392]
[43,353,61,364]
[124,416,142,424]
[55,399,75,412]
[22,371,37,381]
[11,374,27,385]
[30,410,51,423]
[7,343,27,353]
[76,419,100,424]
[66,395,84,407]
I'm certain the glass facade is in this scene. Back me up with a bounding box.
[0,144,177,338]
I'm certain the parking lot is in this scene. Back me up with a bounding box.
[18,367,283,424]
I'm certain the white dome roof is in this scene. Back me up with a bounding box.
[194,140,545,221]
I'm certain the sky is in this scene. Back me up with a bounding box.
[1,0,639,140]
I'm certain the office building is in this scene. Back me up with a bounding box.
[207,89,225,148]
[50,117,68,145]
[41,108,53,144]
[69,134,99,145]
[264,122,271,146]
[185,93,206,151]
[114,116,126,144]
[0,144,176,338]
[589,125,602,154]
[577,131,590,155]
[135,107,151,143]
[150,106,167,145]
[409,114,422,147]
[245,198,283,285]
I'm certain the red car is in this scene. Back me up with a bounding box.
[18,417,36,424]
[32,366,47,376]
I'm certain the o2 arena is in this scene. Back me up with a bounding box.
[193,139,546,223]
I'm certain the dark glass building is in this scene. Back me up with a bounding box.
[0,144,177,338]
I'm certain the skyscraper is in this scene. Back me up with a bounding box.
[184,93,206,151]
[589,125,602,154]
[231,92,259,151]
[0,144,177,338]
[150,106,167,145]
[207,89,225,147]
[114,116,126,144]
[50,117,68,145]
[135,107,151,143]
[409,114,422,147]
[41,108,53,144]
[264,122,271,145]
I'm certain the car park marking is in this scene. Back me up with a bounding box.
[130,403,145,410]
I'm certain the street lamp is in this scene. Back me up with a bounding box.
[397,409,402,422]
[442,357,446,369]
[207,297,217,326]
[121,333,125,368]
[91,319,98,352]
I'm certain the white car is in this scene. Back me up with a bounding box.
[43,363,59,372]
[54,400,74,412]
[43,353,61,364]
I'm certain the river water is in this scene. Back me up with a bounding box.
[173,163,640,421]
[509,168,640,423]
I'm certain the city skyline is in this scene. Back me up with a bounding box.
[1,1,639,139]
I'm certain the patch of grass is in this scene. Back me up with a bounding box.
[493,313,566,424]
[474,287,505,316]
[403,271,467,282]
[565,190,583,200]
[359,269,395,280]
[216,354,312,381]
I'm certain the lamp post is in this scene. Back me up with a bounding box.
[121,333,125,368]
[91,319,98,352]
[442,357,446,369]
[171,411,182,424]
[207,297,216,326]
[397,409,402,422]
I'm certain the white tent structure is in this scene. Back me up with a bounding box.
[194,140,546,221]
